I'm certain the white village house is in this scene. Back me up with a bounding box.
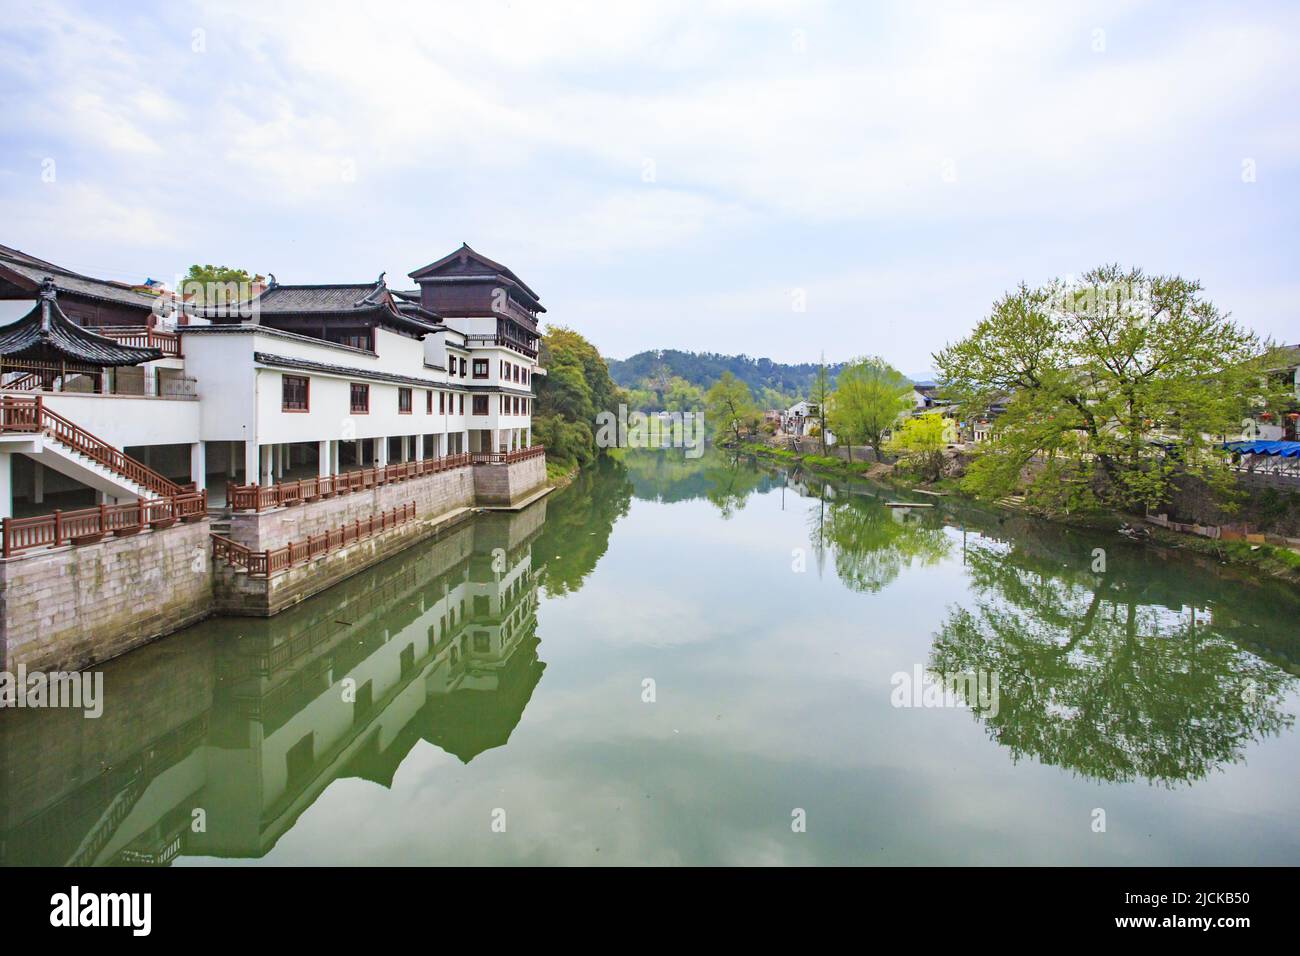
[0,242,545,518]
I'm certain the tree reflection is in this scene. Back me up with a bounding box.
[533,455,634,596]
[930,539,1296,786]
[817,493,951,593]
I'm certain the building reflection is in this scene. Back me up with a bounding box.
[0,502,548,866]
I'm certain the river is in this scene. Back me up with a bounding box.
[2,451,1296,865]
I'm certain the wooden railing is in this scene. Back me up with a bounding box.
[226,454,473,512]
[1,490,208,558]
[471,445,546,465]
[212,501,417,577]
[85,325,182,358]
[0,395,182,497]
[463,334,538,359]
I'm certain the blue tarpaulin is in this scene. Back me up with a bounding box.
[1224,440,1300,457]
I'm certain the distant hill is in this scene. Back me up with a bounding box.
[607,350,848,405]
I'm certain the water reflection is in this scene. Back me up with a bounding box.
[1,451,1296,865]
[928,528,1297,787]
[0,502,552,865]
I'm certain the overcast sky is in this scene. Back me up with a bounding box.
[1,0,1296,374]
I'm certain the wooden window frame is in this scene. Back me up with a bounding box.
[398,387,413,414]
[282,374,310,412]
[350,382,370,414]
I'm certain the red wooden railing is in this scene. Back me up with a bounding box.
[84,325,182,358]
[1,490,207,558]
[0,395,183,498]
[212,501,417,577]
[471,445,546,465]
[226,453,473,512]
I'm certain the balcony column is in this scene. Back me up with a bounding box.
[318,440,330,479]
[376,436,388,467]
[330,440,340,475]
[227,442,238,478]
[0,452,11,520]
[190,442,206,493]
[260,445,273,486]
[526,423,532,447]
[244,438,259,485]
[32,461,43,504]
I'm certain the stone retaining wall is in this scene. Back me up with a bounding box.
[0,519,213,673]
[215,508,475,617]
[473,455,547,506]
[227,465,477,552]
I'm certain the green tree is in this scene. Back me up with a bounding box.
[809,353,831,447]
[534,326,622,471]
[704,371,759,444]
[828,356,914,461]
[935,266,1285,513]
[887,414,948,482]
[181,264,259,305]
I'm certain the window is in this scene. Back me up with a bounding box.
[472,395,489,416]
[427,390,433,414]
[458,394,464,414]
[439,391,446,414]
[339,332,371,351]
[398,387,412,414]
[282,374,309,411]
[459,357,467,377]
[473,358,489,379]
[350,383,369,413]
[513,396,520,414]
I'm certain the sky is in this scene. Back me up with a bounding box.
[0,0,1297,375]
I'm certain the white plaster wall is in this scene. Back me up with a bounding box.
[40,392,202,447]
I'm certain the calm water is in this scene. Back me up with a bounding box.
[2,451,1298,865]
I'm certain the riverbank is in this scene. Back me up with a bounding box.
[738,440,1300,584]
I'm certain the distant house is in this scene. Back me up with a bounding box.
[1250,345,1299,441]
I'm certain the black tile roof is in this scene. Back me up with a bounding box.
[0,279,163,366]
[0,243,162,313]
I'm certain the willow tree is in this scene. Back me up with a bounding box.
[935,265,1284,514]
[828,356,914,461]
[704,372,759,445]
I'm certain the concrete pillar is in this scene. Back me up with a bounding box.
[275,444,286,479]
[190,442,206,492]
[0,452,11,520]
[376,436,388,467]
[330,440,340,475]
[228,442,238,478]
[526,424,532,447]
[32,461,43,504]
[260,445,273,486]
[318,440,329,478]
[244,438,258,485]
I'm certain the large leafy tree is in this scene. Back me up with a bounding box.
[828,356,914,460]
[534,326,622,469]
[935,265,1285,513]
[704,371,759,444]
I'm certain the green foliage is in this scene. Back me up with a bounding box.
[181,264,259,305]
[887,414,948,481]
[936,265,1286,514]
[607,349,848,403]
[828,356,913,457]
[533,326,622,471]
[704,372,760,444]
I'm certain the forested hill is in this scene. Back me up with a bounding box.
[606,349,847,403]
